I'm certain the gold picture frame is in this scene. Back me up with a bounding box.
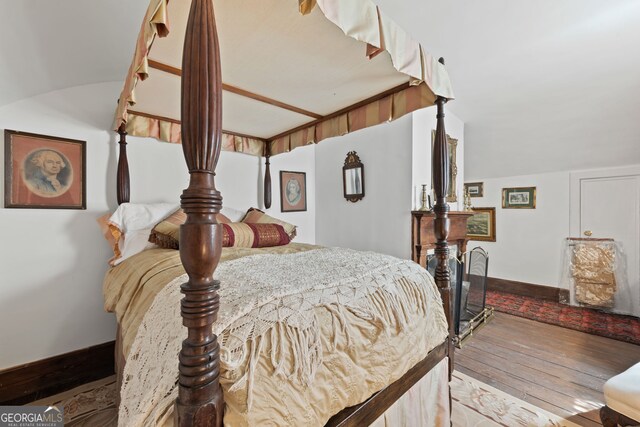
[502,187,536,209]
[466,207,496,242]
[431,130,458,202]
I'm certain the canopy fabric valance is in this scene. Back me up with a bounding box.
[114,0,454,157]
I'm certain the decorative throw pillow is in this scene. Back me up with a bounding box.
[150,221,290,249]
[241,208,297,239]
[149,209,246,249]
[222,223,290,248]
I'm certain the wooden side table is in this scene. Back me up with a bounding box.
[411,210,473,268]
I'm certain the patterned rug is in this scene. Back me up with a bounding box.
[451,372,580,427]
[486,289,640,345]
[29,373,581,426]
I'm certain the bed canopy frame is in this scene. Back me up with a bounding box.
[113,0,455,425]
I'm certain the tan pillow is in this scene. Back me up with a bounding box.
[149,209,276,249]
[222,223,290,248]
[150,219,290,249]
[241,208,297,239]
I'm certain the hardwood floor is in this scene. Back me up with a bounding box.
[457,311,640,427]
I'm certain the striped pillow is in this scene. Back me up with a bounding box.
[241,208,297,239]
[222,223,290,248]
[149,209,232,249]
[149,212,290,249]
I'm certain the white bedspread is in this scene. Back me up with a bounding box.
[116,247,448,426]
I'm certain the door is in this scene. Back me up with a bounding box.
[571,167,640,316]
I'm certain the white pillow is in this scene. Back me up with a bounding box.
[109,202,178,232]
[220,206,246,222]
[111,228,156,266]
[105,202,178,265]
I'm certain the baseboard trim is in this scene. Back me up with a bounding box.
[487,277,569,303]
[0,341,115,405]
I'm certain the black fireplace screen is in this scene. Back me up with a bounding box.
[427,247,490,340]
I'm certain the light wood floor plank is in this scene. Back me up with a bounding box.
[457,312,640,427]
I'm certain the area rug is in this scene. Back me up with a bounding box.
[486,289,640,345]
[29,376,117,427]
[451,371,581,427]
[28,373,582,426]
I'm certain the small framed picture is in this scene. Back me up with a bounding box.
[4,130,86,209]
[464,182,484,198]
[280,170,307,212]
[502,187,536,209]
[466,207,496,242]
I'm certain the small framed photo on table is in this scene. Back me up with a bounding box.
[4,130,86,209]
[280,170,306,212]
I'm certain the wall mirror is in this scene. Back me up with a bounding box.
[343,151,364,202]
[431,130,458,202]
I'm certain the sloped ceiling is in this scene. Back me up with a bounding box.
[375,0,640,178]
[0,0,147,107]
[1,0,639,179]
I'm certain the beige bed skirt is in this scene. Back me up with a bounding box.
[369,357,450,427]
[149,357,451,427]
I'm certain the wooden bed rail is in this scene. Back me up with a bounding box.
[432,57,455,375]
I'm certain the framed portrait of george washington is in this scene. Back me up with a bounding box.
[4,130,86,209]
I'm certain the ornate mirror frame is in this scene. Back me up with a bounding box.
[343,151,365,203]
[431,130,458,203]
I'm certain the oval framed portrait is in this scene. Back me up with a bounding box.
[22,148,73,198]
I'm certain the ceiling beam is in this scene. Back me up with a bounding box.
[148,59,323,120]
[127,109,266,141]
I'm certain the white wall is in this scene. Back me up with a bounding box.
[315,115,413,259]
[0,82,315,369]
[127,130,316,244]
[0,83,119,370]
[412,106,465,210]
[263,145,315,244]
[466,171,571,288]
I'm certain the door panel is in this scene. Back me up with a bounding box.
[580,175,640,316]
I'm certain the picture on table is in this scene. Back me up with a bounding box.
[464,182,484,198]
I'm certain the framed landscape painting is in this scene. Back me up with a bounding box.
[502,187,536,209]
[466,207,496,242]
[464,182,484,198]
[280,170,307,212]
[4,130,86,209]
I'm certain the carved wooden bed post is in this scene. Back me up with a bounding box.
[176,0,224,425]
[432,57,455,375]
[264,142,272,209]
[116,124,130,205]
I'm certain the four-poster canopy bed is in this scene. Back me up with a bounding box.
[107,0,455,425]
